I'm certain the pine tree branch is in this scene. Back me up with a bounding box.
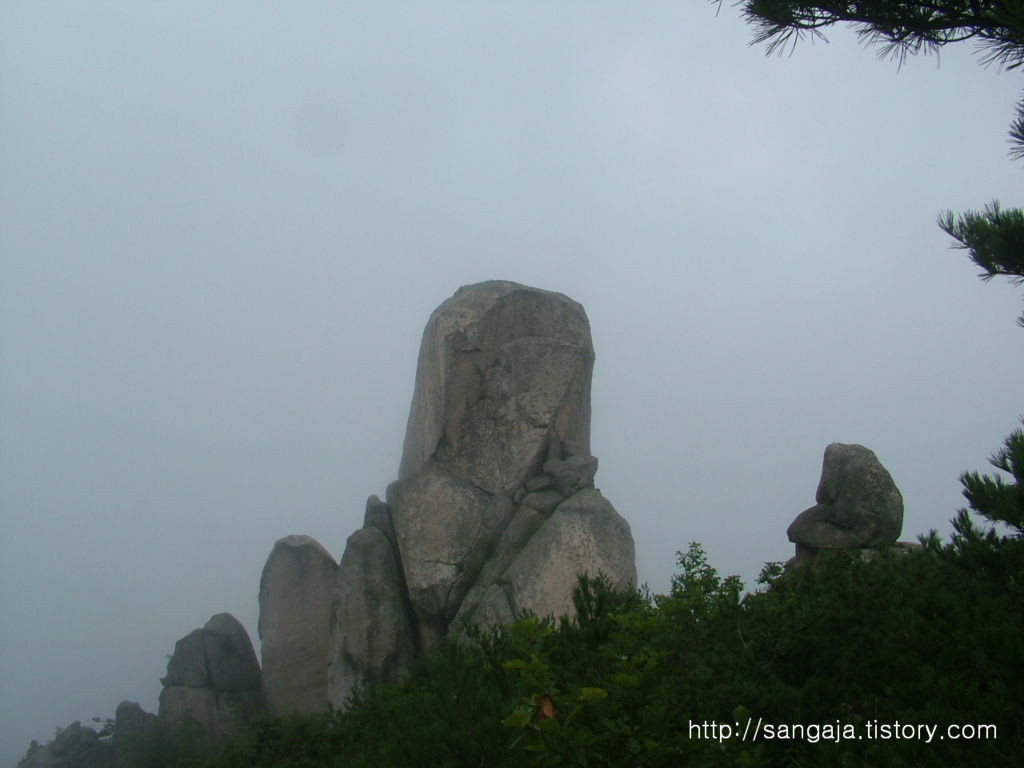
[958,420,1024,535]
[938,201,1024,285]
[739,1,1024,67]
[1009,97,1024,161]
[938,201,1024,325]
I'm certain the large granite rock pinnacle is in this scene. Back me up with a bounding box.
[158,613,264,748]
[398,280,595,496]
[259,535,339,716]
[787,443,904,566]
[274,281,635,710]
[387,281,634,642]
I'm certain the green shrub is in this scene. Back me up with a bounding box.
[500,536,1023,767]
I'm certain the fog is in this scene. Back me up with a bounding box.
[2,2,1022,764]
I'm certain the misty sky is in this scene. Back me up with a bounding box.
[2,2,1023,764]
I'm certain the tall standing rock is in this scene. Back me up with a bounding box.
[388,281,635,642]
[259,535,339,717]
[398,280,595,495]
[158,613,264,749]
[326,501,417,709]
[307,281,634,709]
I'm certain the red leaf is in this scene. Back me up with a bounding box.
[538,695,555,721]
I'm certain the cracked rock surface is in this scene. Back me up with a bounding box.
[326,523,416,709]
[503,490,637,621]
[398,280,594,495]
[265,281,636,713]
[387,460,508,646]
[158,613,264,748]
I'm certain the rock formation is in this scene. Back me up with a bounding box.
[500,489,637,621]
[259,535,339,716]
[787,443,904,567]
[398,281,595,495]
[158,613,264,747]
[112,700,160,749]
[326,499,417,707]
[20,701,162,768]
[313,281,636,710]
[19,281,640,753]
[386,460,516,649]
[19,721,114,768]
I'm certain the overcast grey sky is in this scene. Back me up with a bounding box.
[2,1,1023,763]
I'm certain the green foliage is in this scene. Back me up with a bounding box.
[947,420,1024,609]
[501,533,1023,767]
[17,740,44,766]
[732,0,1024,66]
[744,546,1022,765]
[206,632,526,768]
[501,566,770,767]
[93,716,115,738]
[27,530,1024,767]
[200,712,348,768]
[341,635,524,768]
[958,418,1024,534]
[939,204,1024,326]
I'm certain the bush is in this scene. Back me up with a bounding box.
[501,539,1023,767]
[206,632,525,768]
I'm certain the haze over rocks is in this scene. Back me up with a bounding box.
[229,280,636,713]
[22,283,912,762]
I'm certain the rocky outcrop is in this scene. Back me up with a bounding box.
[20,701,162,768]
[19,281,639,754]
[787,443,904,567]
[387,461,514,647]
[111,700,159,747]
[398,281,595,495]
[501,490,636,621]
[19,721,113,768]
[112,700,157,733]
[449,504,547,637]
[387,283,632,641]
[274,281,635,711]
[158,613,264,748]
[326,508,417,709]
[259,535,339,716]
